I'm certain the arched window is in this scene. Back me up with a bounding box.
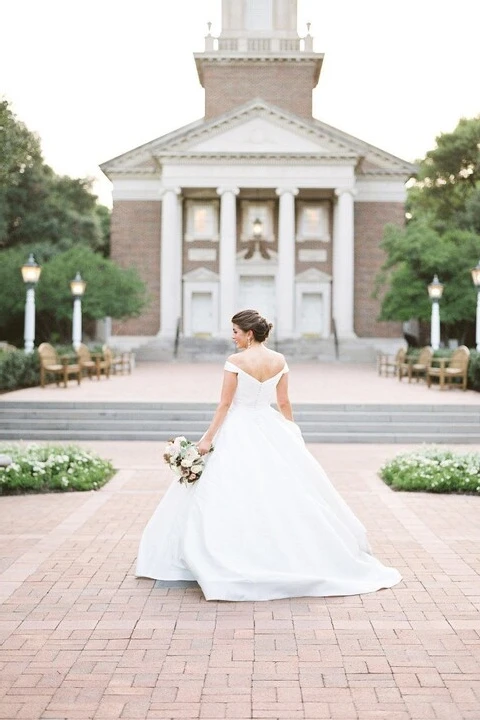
[245,0,272,30]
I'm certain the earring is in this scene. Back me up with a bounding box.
[247,336,252,349]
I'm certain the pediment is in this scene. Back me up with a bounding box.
[296,268,332,283]
[183,117,336,154]
[183,266,219,282]
[101,99,416,177]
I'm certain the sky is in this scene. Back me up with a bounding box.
[2,0,479,207]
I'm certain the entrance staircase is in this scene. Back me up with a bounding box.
[134,336,379,363]
[1,401,479,444]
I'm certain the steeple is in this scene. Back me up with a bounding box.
[195,0,323,120]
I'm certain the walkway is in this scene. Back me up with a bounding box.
[0,364,479,719]
[2,360,480,405]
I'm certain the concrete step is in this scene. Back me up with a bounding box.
[133,337,380,362]
[1,402,479,443]
[0,429,478,444]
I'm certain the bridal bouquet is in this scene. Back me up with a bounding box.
[163,436,212,485]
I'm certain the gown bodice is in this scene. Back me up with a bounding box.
[224,360,288,410]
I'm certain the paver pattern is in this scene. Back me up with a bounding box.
[1,363,479,719]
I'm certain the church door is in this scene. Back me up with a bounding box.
[191,292,214,336]
[238,276,276,324]
[300,293,323,336]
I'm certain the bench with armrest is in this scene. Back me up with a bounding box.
[38,343,82,388]
[92,346,112,379]
[426,346,470,390]
[407,346,433,383]
[76,343,98,380]
[107,347,135,375]
[377,347,407,377]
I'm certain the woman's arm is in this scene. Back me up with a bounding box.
[276,373,294,421]
[197,370,238,455]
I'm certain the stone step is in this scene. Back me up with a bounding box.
[1,410,478,424]
[1,402,479,443]
[1,428,478,444]
[133,336,379,362]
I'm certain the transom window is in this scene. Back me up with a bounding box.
[185,200,219,242]
[296,202,331,242]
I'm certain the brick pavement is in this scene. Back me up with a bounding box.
[2,361,480,405]
[1,440,479,720]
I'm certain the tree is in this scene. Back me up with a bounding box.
[414,116,480,224]
[0,245,149,345]
[376,116,480,344]
[0,98,110,255]
[0,98,42,189]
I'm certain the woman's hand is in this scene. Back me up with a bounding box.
[197,438,213,456]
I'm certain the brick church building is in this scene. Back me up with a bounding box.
[101,0,414,355]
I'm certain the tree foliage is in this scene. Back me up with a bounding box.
[377,116,480,343]
[0,245,149,345]
[0,98,110,254]
[0,99,42,188]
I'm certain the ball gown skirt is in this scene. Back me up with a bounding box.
[136,361,402,601]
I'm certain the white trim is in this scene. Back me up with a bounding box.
[356,180,408,203]
[112,179,162,201]
[295,275,331,339]
[183,273,220,337]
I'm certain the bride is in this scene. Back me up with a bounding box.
[136,309,402,601]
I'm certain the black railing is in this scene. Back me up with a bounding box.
[332,318,339,360]
[173,317,181,359]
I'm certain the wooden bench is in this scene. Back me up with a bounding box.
[407,346,433,383]
[427,346,470,391]
[76,343,99,380]
[38,343,82,388]
[377,347,406,377]
[106,346,134,375]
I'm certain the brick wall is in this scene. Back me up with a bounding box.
[203,62,315,119]
[354,202,404,338]
[110,201,161,336]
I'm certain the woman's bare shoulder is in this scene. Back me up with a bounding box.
[265,349,286,364]
[225,353,241,368]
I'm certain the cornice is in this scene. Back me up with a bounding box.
[194,52,323,87]
[153,152,359,165]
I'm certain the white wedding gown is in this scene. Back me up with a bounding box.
[136,361,402,601]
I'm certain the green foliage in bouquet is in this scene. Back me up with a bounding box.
[0,444,115,495]
[379,447,480,494]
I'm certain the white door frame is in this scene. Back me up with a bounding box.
[182,267,219,337]
[295,268,332,339]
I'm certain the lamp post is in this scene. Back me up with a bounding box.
[70,272,86,351]
[252,217,263,240]
[427,274,444,350]
[471,260,480,351]
[21,254,42,354]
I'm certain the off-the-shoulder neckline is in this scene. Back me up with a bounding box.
[225,361,287,384]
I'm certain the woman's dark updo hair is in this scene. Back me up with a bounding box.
[231,309,273,343]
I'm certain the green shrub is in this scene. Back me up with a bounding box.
[0,444,115,495]
[0,350,40,391]
[468,350,480,391]
[380,447,480,494]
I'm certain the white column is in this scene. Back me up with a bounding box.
[476,291,480,352]
[333,188,357,339]
[72,298,82,351]
[24,287,36,354]
[217,187,239,336]
[431,300,441,350]
[160,187,182,337]
[276,187,298,339]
